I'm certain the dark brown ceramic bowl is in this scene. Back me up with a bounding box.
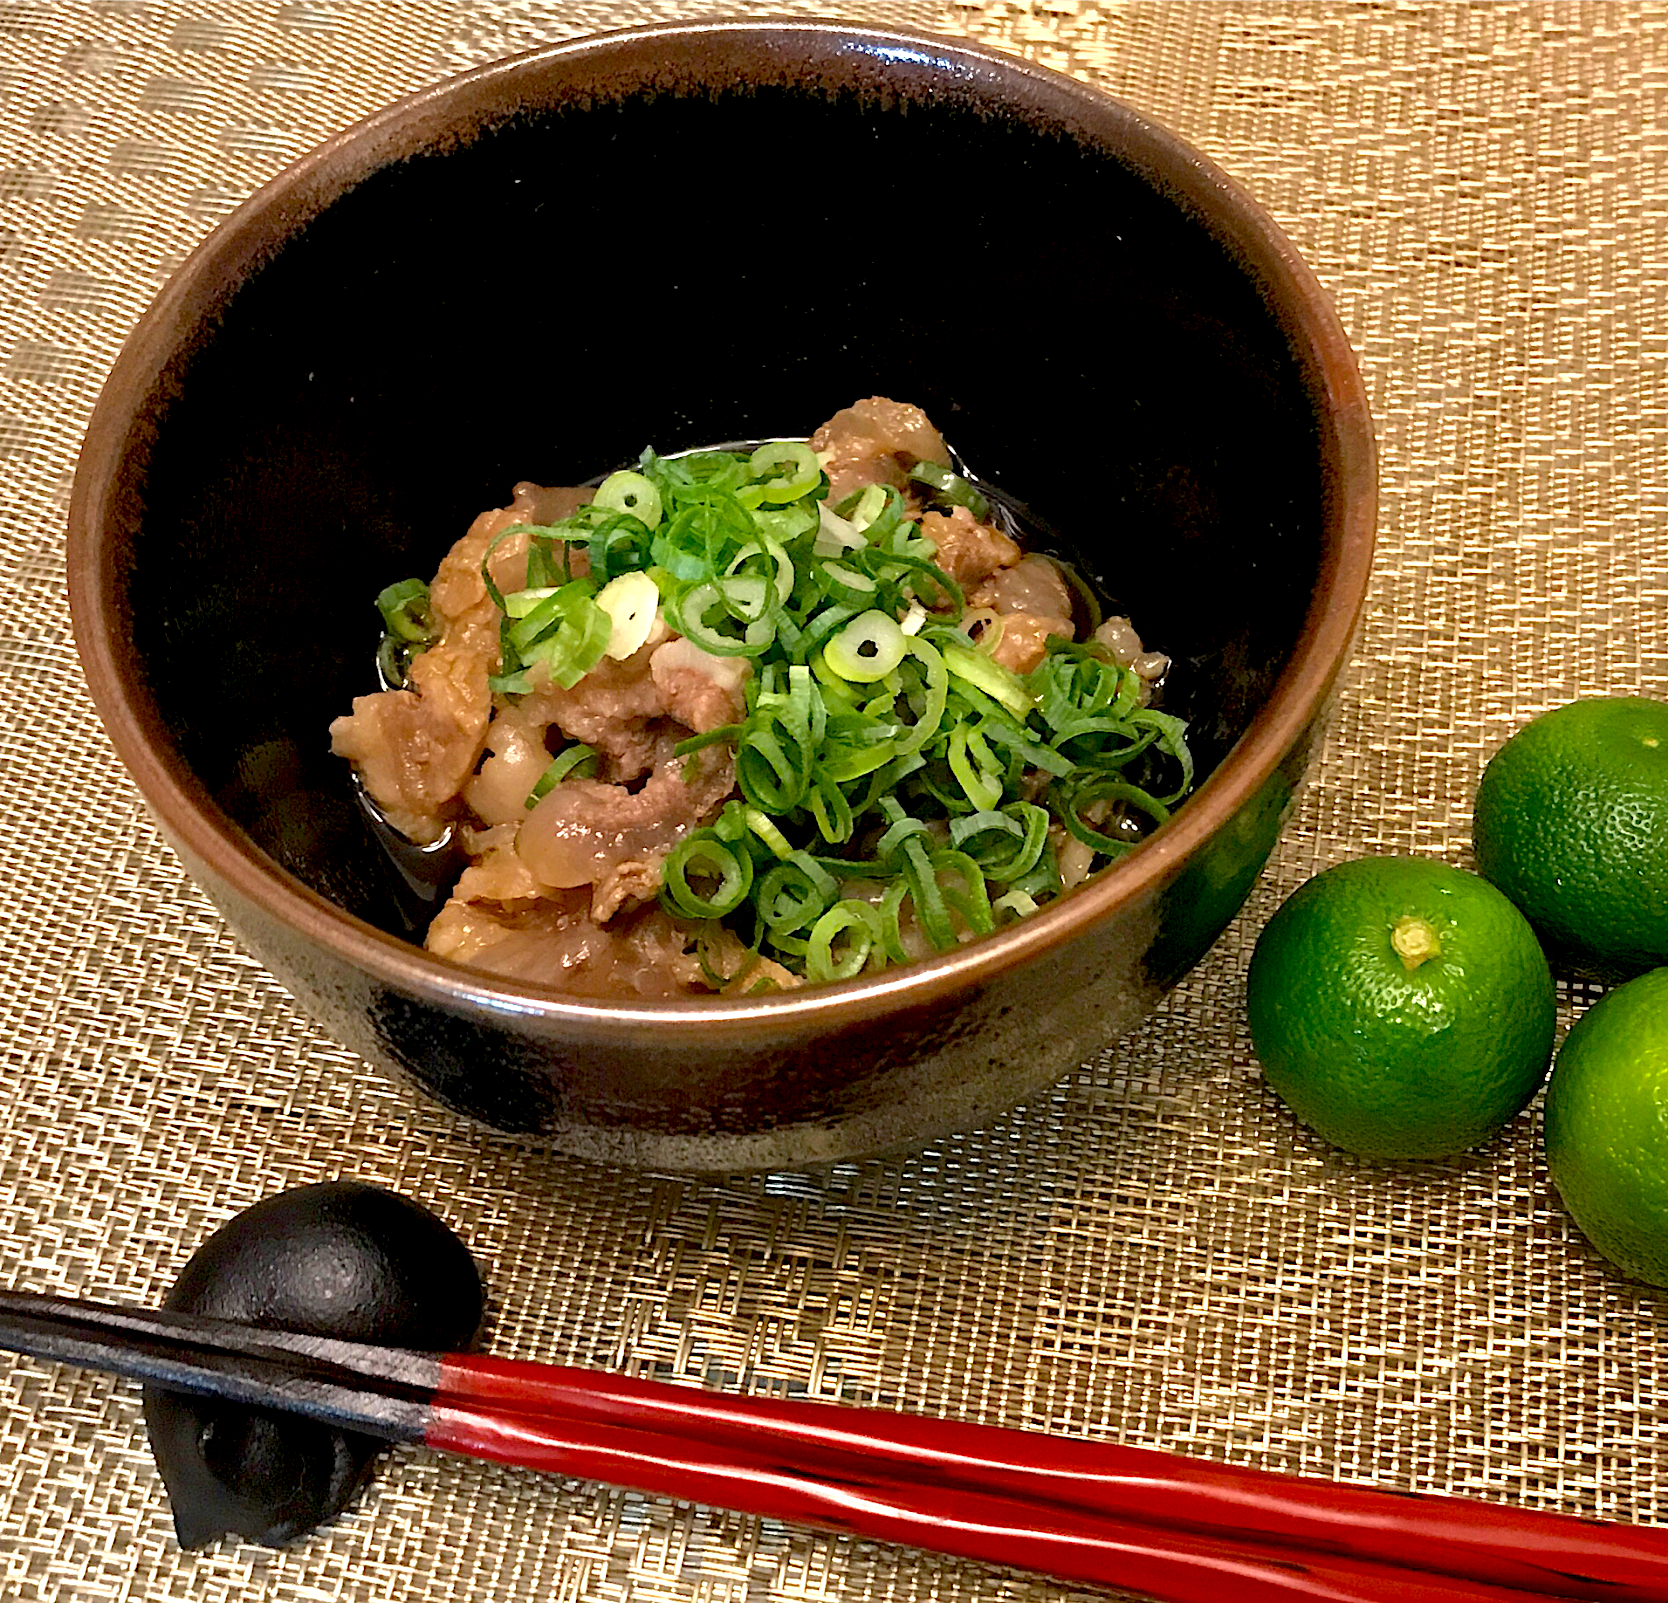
[67,22,1374,1172]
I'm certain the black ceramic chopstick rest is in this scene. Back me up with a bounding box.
[141,1181,485,1548]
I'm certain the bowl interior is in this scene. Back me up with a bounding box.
[97,31,1327,952]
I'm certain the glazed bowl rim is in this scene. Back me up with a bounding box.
[67,19,1377,1038]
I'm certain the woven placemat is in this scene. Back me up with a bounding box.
[2,2,1665,1600]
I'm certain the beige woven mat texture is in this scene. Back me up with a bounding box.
[1,0,1664,1598]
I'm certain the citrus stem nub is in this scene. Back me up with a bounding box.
[1391,915,1442,971]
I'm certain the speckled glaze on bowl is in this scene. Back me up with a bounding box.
[67,22,1374,1172]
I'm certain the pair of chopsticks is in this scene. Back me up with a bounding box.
[1,1289,1663,1603]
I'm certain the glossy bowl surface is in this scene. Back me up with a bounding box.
[68,22,1374,1171]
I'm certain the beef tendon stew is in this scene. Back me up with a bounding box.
[329,398,1193,998]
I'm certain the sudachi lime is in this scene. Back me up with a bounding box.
[1544,967,1668,1287]
[1246,857,1556,1159]
[1473,696,1668,976]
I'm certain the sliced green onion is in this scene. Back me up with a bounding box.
[662,833,755,918]
[376,578,434,641]
[695,919,763,988]
[789,603,858,664]
[847,483,889,531]
[965,607,1005,655]
[726,535,794,611]
[675,580,776,658]
[876,882,912,964]
[909,460,990,520]
[376,636,406,687]
[820,736,904,785]
[808,774,854,844]
[744,808,794,859]
[932,848,994,936]
[806,901,882,983]
[1130,708,1196,803]
[594,470,664,528]
[1007,834,1061,901]
[951,803,1049,881]
[877,800,933,861]
[950,809,1023,850]
[748,440,822,504]
[524,542,558,590]
[673,722,744,759]
[1060,776,1172,853]
[519,588,612,689]
[585,512,656,584]
[942,643,1033,719]
[734,701,814,811]
[901,835,956,952]
[825,611,907,683]
[476,524,525,617]
[881,548,965,618]
[948,723,1004,811]
[756,852,838,933]
[374,578,439,687]
[594,570,661,660]
[506,580,590,650]
[980,718,1076,777]
[718,573,771,622]
[821,562,879,608]
[815,502,866,555]
[894,637,949,755]
[753,502,819,544]
[524,743,599,807]
[503,586,558,620]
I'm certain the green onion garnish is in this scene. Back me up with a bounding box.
[823,611,907,683]
[389,431,1202,986]
[662,835,755,918]
[525,744,599,808]
[908,460,991,520]
[374,578,440,687]
[593,469,663,528]
[748,441,822,505]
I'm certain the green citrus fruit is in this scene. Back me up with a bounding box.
[1544,968,1668,1286]
[1246,857,1556,1159]
[1473,696,1668,976]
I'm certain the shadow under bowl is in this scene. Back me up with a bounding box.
[67,22,1375,1172]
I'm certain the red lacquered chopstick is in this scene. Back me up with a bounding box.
[427,1400,1558,1603]
[3,1291,1663,1603]
[438,1355,1668,1602]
